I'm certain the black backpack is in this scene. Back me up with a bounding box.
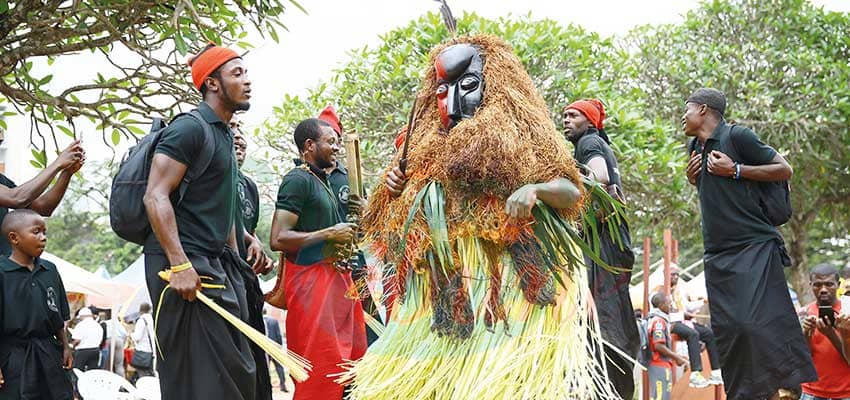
[688,124,792,226]
[637,317,651,367]
[109,110,215,245]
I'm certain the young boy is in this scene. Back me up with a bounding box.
[0,209,74,400]
[647,292,689,400]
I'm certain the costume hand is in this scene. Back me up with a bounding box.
[348,194,365,216]
[706,150,735,178]
[386,167,407,197]
[325,223,357,244]
[686,151,701,186]
[63,347,73,369]
[171,266,201,301]
[801,315,817,337]
[54,139,85,170]
[505,184,539,219]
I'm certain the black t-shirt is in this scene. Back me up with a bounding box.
[573,128,623,188]
[0,174,17,256]
[143,102,238,257]
[275,163,343,265]
[691,121,781,252]
[237,172,260,234]
[0,256,70,340]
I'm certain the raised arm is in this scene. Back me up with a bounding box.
[0,140,82,209]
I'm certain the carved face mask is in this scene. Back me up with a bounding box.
[435,44,484,131]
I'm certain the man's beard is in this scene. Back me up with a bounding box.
[315,156,334,170]
[222,84,250,112]
[565,127,586,143]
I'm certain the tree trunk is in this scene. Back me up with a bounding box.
[786,218,811,306]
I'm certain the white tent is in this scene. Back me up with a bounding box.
[112,255,151,321]
[41,252,134,308]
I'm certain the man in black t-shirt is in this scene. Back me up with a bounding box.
[230,115,271,271]
[683,88,815,400]
[142,44,263,400]
[0,134,84,256]
[229,115,274,400]
[564,98,640,400]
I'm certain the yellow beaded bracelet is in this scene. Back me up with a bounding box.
[170,262,193,273]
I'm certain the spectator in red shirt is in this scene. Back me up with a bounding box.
[648,292,689,400]
[800,263,850,400]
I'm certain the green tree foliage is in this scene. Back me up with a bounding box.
[0,0,303,158]
[262,2,850,300]
[625,0,850,297]
[260,12,689,244]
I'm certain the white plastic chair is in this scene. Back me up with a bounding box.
[134,376,161,400]
[76,369,138,400]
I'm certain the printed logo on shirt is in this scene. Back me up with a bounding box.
[237,180,256,221]
[46,287,59,312]
[338,185,350,204]
[653,327,664,340]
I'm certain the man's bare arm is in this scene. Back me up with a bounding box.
[0,140,82,209]
[143,154,200,301]
[30,170,74,216]
[269,209,354,253]
[739,153,793,182]
[585,156,610,186]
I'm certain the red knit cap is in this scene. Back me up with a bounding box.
[565,99,606,129]
[187,45,240,90]
[318,105,342,137]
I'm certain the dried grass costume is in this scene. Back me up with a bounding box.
[343,35,622,400]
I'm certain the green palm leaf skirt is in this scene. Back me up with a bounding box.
[341,182,622,399]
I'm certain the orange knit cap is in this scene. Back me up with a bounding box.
[187,45,240,90]
[565,99,606,129]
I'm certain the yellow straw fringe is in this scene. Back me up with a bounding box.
[156,271,312,382]
[341,237,620,400]
[364,312,386,337]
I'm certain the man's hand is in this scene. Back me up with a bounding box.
[836,313,850,335]
[348,194,366,216]
[706,150,736,178]
[386,167,407,197]
[802,315,817,337]
[65,158,85,174]
[171,266,201,301]
[62,347,73,369]
[686,151,701,186]
[54,140,85,170]
[0,367,4,388]
[246,236,268,274]
[325,223,357,244]
[505,184,539,219]
[674,355,689,367]
[816,316,838,337]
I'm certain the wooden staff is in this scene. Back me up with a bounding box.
[343,132,363,200]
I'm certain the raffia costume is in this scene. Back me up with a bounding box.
[343,35,621,399]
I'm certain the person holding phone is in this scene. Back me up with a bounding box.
[800,263,850,400]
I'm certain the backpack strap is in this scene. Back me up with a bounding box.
[173,110,217,205]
